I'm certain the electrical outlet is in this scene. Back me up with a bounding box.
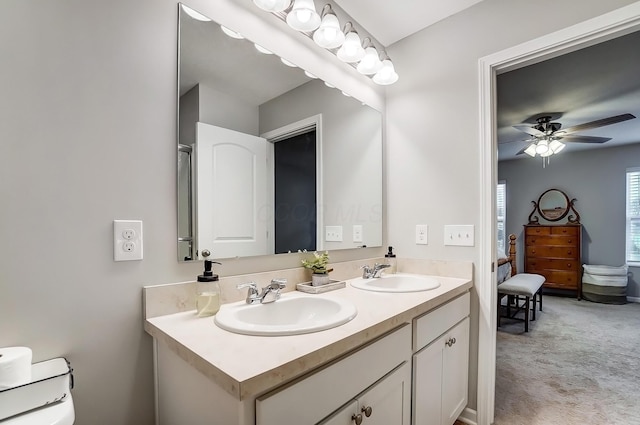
[416,225,428,245]
[444,225,475,246]
[325,225,343,242]
[352,225,363,243]
[114,220,143,261]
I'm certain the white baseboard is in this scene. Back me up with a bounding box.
[627,296,640,303]
[458,407,478,425]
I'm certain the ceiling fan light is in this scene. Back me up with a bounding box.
[337,31,365,63]
[313,13,344,49]
[540,148,553,157]
[372,59,398,85]
[286,0,321,32]
[357,46,383,75]
[524,144,537,157]
[535,140,549,155]
[549,139,565,153]
[253,0,291,13]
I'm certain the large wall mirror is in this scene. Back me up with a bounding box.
[177,4,383,261]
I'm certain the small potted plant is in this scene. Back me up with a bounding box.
[301,251,333,286]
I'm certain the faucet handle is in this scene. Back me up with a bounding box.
[270,278,287,289]
[237,282,258,293]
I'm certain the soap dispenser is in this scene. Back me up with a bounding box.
[385,246,397,274]
[196,249,222,317]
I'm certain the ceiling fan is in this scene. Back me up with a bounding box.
[513,112,636,157]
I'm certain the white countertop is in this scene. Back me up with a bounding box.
[145,274,472,400]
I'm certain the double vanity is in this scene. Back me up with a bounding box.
[144,260,472,425]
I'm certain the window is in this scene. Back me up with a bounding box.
[497,181,506,256]
[627,168,640,265]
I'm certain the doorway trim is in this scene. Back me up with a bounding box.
[477,3,640,425]
[261,114,324,251]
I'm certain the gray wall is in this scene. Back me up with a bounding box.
[386,0,638,412]
[499,144,640,297]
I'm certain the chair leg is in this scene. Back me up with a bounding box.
[532,293,537,321]
[524,296,530,332]
[539,288,543,311]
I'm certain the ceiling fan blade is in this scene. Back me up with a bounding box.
[515,145,530,155]
[560,135,612,144]
[559,113,636,135]
[513,124,545,137]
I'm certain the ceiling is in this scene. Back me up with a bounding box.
[333,0,486,46]
[497,30,640,161]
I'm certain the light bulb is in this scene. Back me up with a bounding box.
[337,32,365,63]
[535,140,549,154]
[180,4,212,22]
[253,0,291,12]
[372,59,399,85]
[280,58,298,67]
[549,139,565,153]
[254,44,273,54]
[357,46,382,75]
[524,144,537,157]
[220,25,243,39]
[286,0,320,32]
[313,13,344,49]
[304,71,318,79]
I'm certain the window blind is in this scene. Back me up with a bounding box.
[627,168,640,264]
[497,182,506,256]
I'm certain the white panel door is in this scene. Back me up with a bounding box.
[195,122,269,259]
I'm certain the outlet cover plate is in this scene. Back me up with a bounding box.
[114,220,143,261]
[416,225,428,245]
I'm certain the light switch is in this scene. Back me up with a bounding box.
[444,225,474,246]
[325,226,343,242]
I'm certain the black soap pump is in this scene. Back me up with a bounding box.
[385,246,397,274]
[196,249,221,317]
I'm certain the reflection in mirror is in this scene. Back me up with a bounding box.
[538,189,569,221]
[177,4,383,261]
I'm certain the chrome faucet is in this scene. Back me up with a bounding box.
[237,279,287,304]
[361,263,391,279]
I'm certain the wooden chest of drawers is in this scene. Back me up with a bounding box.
[524,224,582,298]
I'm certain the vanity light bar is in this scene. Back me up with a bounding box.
[251,1,398,85]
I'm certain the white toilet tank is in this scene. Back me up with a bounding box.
[0,358,74,424]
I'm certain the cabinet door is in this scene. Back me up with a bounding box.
[412,336,443,425]
[441,317,469,425]
[319,362,411,425]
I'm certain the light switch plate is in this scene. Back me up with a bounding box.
[416,225,428,245]
[352,225,363,243]
[444,225,474,246]
[114,220,143,261]
[325,225,343,242]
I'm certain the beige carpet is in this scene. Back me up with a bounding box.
[495,295,640,425]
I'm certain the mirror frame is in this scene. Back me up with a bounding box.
[528,188,581,224]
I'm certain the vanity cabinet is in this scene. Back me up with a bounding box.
[319,362,411,425]
[412,293,470,425]
[256,324,411,425]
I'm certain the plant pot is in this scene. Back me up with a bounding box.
[311,273,330,287]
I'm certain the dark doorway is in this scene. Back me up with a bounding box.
[274,130,317,254]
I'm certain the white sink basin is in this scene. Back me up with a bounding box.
[350,273,441,293]
[214,294,357,336]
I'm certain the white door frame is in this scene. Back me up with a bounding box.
[477,3,640,425]
[261,114,324,251]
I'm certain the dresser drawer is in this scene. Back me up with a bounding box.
[525,235,579,246]
[526,245,579,259]
[525,226,551,236]
[542,271,580,289]
[526,258,580,272]
[550,226,581,236]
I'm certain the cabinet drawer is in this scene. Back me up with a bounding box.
[526,258,580,272]
[541,271,580,289]
[256,324,411,425]
[525,235,578,246]
[550,226,580,236]
[526,245,579,259]
[525,226,550,236]
[413,292,469,352]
